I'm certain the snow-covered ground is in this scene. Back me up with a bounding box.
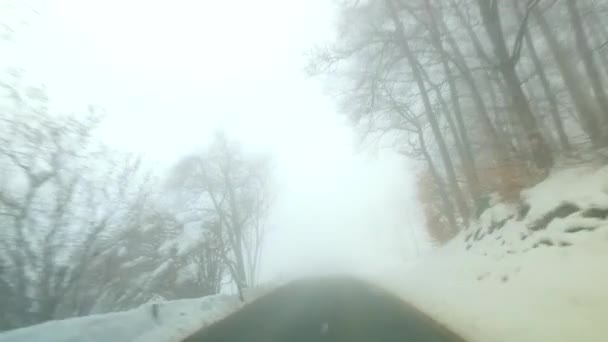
[0,294,242,342]
[1,165,607,342]
[383,164,608,342]
[0,282,280,342]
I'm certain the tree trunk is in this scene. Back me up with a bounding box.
[445,0,510,161]
[478,0,554,169]
[533,7,606,146]
[450,0,493,66]
[418,59,479,207]
[587,9,608,81]
[387,0,470,225]
[512,2,570,151]
[224,169,249,290]
[566,0,608,128]
[416,124,459,235]
[424,0,481,203]
[485,72,520,153]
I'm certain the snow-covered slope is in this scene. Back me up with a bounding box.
[387,165,608,342]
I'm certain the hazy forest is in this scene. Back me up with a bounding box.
[309,0,608,242]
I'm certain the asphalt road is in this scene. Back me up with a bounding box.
[182,277,467,342]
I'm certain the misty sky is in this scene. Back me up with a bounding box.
[4,0,425,280]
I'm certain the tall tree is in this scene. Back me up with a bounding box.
[478,0,552,168]
[421,0,481,202]
[533,5,606,146]
[566,0,608,127]
[445,0,509,159]
[386,0,470,223]
[512,1,570,151]
[169,133,272,297]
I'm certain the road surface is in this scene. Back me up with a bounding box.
[183,276,467,342]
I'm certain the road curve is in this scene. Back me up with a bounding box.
[182,276,467,342]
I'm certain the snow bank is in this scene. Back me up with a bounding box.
[0,282,280,342]
[385,165,608,342]
[0,294,241,342]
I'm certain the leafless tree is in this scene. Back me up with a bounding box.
[0,79,161,328]
[168,133,273,299]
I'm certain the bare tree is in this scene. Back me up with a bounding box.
[0,78,160,328]
[565,0,608,128]
[532,4,606,146]
[74,202,225,315]
[387,0,471,223]
[511,1,570,151]
[478,0,554,168]
[168,133,273,298]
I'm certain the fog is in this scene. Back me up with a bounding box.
[4,0,608,337]
[4,0,422,281]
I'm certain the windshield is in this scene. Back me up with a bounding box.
[1,1,607,341]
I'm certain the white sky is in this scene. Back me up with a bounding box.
[4,0,426,280]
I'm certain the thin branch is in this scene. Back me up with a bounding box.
[510,0,541,65]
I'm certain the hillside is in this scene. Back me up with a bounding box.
[390,164,608,342]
